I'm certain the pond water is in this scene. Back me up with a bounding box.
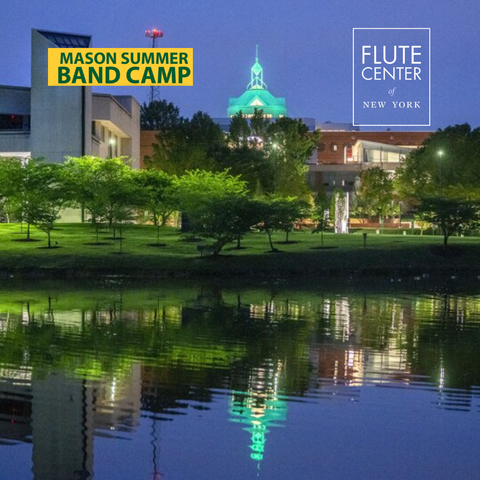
[0,279,480,479]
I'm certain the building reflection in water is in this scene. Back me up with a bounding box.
[0,287,479,477]
[229,362,287,462]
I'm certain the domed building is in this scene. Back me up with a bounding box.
[227,46,287,119]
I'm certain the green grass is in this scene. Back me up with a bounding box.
[1,223,480,278]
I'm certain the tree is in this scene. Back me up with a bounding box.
[417,198,479,247]
[188,111,225,149]
[9,159,69,241]
[312,188,330,246]
[258,199,282,253]
[214,145,272,195]
[140,100,183,131]
[249,109,270,141]
[192,195,259,255]
[354,167,395,229]
[258,197,308,252]
[0,158,24,223]
[275,197,309,243]
[21,163,69,248]
[146,111,224,175]
[136,170,177,245]
[396,124,480,244]
[101,165,139,235]
[111,204,134,254]
[228,196,263,249]
[63,156,138,243]
[396,124,480,202]
[266,118,320,198]
[175,170,249,255]
[228,112,250,147]
[30,200,61,248]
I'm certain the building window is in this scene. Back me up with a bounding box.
[318,143,325,152]
[0,114,29,131]
[330,143,338,152]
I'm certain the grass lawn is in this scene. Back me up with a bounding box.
[1,223,480,278]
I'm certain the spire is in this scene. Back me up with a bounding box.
[247,45,267,90]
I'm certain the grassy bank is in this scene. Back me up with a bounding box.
[1,223,480,278]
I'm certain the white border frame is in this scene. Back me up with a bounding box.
[352,27,431,127]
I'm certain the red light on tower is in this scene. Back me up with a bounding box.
[145,27,165,104]
[145,29,164,39]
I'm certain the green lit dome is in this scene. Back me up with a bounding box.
[228,46,287,119]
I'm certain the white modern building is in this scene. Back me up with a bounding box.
[0,29,141,167]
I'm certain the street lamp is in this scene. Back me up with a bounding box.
[109,137,116,158]
[437,149,444,196]
[272,142,279,193]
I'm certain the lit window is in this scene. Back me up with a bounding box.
[250,98,264,107]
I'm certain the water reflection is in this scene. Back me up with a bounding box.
[230,361,288,462]
[0,283,479,478]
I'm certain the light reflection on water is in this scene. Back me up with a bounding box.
[0,283,479,478]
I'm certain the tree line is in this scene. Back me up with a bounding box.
[0,101,324,254]
[141,100,320,198]
[1,99,478,251]
[0,156,327,254]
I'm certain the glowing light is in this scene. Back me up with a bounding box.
[145,29,164,39]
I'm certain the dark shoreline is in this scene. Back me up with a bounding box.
[0,265,479,294]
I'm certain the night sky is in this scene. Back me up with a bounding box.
[1,0,479,130]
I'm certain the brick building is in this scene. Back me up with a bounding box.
[308,130,432,195]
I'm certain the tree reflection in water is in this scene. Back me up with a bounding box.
[0,282,479,477]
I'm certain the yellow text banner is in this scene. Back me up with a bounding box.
[48,48,193,86]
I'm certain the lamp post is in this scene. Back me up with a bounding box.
[109,137,116,158]
[437,149,444,196]
[272,142,279,193]
[145,28,164,104]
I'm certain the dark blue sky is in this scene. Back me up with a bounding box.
[1,0,479,130]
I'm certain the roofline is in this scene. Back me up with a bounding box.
[92,93,134,117]
[353,140,415,150]
[33,28,92,41]
[319,130,434,135]
[112,94,141,107]
[0,85,31,91]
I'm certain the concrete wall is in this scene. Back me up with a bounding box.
[0,86,31,115]
[30,29,92,162]
[0,31,140,166]
[92,94,140,168]
[0,132,30,154]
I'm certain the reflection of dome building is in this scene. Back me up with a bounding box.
[229,362,287,463]
[227,46,287,119]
